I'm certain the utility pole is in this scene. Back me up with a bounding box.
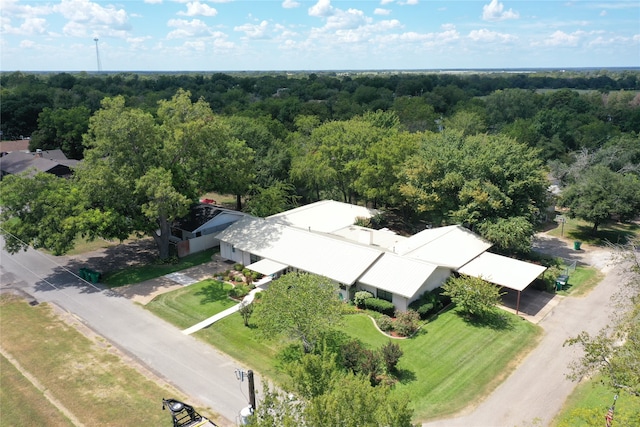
[94,38,102,72]
[247,370,256,410]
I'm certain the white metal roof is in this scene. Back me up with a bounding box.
[358,253,442,298]
[216,217,383,285]
[397,225,492,269]
[457,252,547,291]
[268,200,377,233]
[246,258,288,276]
[330,224,407,250]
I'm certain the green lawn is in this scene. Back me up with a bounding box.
[145,279,236,329]
[102,248,216,287]
[547,216,639,246]
[553,377,640,427]
[147,300,541,422]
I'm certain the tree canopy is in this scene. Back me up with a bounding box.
[253,272,343,353]
[399,131,548,252]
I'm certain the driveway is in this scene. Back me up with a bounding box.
[423,233,624,427]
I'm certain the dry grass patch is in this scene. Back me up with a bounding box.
[0,294,217,426]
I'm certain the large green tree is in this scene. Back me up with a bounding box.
[75,89,253,259]
[399,131,548,252]
[1,90,254,260]
[253,272,343,353]
[560,165,640,233]
[29,106,91,159]
[0,173,88,255]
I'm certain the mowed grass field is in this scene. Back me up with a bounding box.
[145,279,235,329]
[0,295,218,426]
[148,280,541,422]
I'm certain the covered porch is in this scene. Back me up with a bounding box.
[458,252,547,316]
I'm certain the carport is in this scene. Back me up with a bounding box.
[458,252,547,315]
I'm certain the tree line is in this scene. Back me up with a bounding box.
[1,71,639,260]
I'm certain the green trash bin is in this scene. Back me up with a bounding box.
[79,267,87,280]
[574,241,582,250]
[87,270,100,284]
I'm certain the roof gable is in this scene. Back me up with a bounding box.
[397,225,492,269]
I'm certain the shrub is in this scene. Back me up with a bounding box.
[376,315,394,332]
[353,290,373,308]
[380,341,403,373]
[409,290,443,319]
[234,263,244,271]
[364,298,395,317]
[340,339,366,374]
[229,284,250,299]
[394,309,420,337]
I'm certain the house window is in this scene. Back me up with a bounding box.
[377,289,393,302]
[250,253,259,264]
[231,245,235,253]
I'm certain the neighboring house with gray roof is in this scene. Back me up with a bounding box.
[171,203,248,257]
[0,149,79,179]
[216,200,546,312]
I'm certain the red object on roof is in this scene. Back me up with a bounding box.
[200,198,216,204]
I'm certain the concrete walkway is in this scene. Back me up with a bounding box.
[114,255,232,305]
[182,277,270,335]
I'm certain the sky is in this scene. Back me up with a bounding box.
[1,0,639,72]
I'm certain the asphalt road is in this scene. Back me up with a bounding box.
[0,236,253,427]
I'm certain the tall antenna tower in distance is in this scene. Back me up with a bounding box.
[94,38,102,72]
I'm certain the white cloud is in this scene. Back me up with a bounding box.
[234,20,270,39]
[399,0,419,5]
[536,30,580,47]
[166,18,212,39]
[468,28,515,43]
[19,39,36,48]
[482,0,519,22]
[282,0,300,8]
[600,10,607,16]
[380,0,394,4]
[2,16,47,35]
[53,0,131,39]
[143,0,162,4]
[309,0,334,18]
[178,2,218,17]
[374,8,391,15]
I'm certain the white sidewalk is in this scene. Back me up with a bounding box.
[181,277,271,335]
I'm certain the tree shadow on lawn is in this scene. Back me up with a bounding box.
[568,223,638,246]
[459,309,513,331]
[395,368,417,385]
[194,280,230,305]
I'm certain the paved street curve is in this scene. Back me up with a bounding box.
[0,237,255,427]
